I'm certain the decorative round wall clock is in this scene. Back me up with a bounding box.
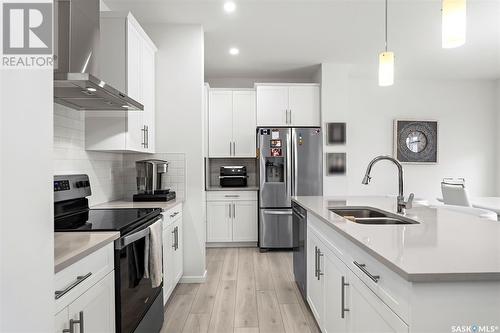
[394,120,438,164]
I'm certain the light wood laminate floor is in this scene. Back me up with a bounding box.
[161,248,320,333]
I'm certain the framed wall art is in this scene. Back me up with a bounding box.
[326,152,346,176]
[326,122,346,145]
[394,120,438,164]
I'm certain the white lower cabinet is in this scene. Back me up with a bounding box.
[348,271,408,333]
[307,224,408,333]
[162,204,184,304]
[206,191,258,243]
[55,243,115,333]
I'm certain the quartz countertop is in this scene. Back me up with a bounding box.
[55,232,119,273]
[206,186,259,191]
[292,196,500,282]
[92,198,183,211]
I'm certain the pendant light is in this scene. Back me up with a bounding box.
[378,0,394,87]
[442,0,466,48]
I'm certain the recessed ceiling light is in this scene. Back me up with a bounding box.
[224,1,236,13]
[122,105,131,109]
[229,47,240,55]
[86,87,97,92]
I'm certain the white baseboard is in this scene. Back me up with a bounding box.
[179,270,207,283]
[206,242,257,248]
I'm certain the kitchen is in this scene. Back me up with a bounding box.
[1,0,499,333]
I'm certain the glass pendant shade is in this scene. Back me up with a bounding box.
[442,0,466,48]
[378,51,394,87]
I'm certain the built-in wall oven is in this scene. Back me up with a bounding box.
[54,174,164,333]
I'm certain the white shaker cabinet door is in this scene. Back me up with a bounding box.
[232,201,258,242]
[55,308,69,333]
[348,271,409,333]
[163,226,175,304]
[288,85,320,126]
[256,85,289,126]
[323,247,349,333]
[67,272,115,333]
[142,41,156,153]
[173,218,183,283]
[209,90,233,157]
[307,230,324,326]
[232,91,256,157]
[207,201,233,242]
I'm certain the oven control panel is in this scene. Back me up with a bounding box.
[54,174,91,202]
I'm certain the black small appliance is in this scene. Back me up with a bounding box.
[219,166,248,187]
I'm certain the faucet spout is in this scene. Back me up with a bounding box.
[361,155,413,214]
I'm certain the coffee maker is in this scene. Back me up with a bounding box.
[133,159,176,202]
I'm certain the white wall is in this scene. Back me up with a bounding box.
[144,23,206,280]
[54,104,125,206]
[321,64,498,200]
[497,80,500,195]
[1,71,54,331]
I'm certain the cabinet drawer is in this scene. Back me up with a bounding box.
[162,203,183,228]
[346,243,411,323]
[55,243,114,313]
[206,191,257,202]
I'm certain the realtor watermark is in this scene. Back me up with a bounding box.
[1,1,53,68]
[451,325,500,333]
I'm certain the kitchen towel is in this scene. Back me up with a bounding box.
[144,219,163,288]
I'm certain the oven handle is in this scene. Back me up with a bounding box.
[116,216,163,249]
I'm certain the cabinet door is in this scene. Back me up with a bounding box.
[209,91,233,157]
[232,201,257,242]
[288,85,320,126]
[173,218,183,283]
[233,91,256,157]
[206,201,233,242]
[126,20,145,152]
[323,247,349,333]
[142,42,156,153]
[67,272,115,333]
[349,271,409,333]
[307,230,324,326]
[256,86,289,126]
[55,308,69,333]
[163,226,175,304]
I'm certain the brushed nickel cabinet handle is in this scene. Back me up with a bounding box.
[314,246,318,278]
[317,250,324,280]
[55,273,92,300]
[353,261,380,283]
[341,276,350,318]
[63,311,84,333]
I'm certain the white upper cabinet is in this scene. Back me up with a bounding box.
[85,12,157,153]
[256,84,320,127]
[256,85,289,126]
[208,89,256,158]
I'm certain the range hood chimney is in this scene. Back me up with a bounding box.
[53,0,143,111]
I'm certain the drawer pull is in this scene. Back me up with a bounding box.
[224,195,240,198]
[55,272,92,299]
[353,261,380,283]
[170,212,179,218]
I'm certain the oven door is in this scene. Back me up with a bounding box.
[115,216,163,333]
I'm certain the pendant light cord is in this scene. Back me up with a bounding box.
[385,0,388,52]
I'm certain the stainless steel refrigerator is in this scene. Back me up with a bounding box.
[258,127,323,249]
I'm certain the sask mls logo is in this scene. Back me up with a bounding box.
[1,1,53,68]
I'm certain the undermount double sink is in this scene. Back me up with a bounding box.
[329,207,420,225]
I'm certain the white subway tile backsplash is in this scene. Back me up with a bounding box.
[54,103,187,205]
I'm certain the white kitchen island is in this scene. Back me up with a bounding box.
[292,196,500,333]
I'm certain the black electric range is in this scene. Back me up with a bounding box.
[54,174,164,333]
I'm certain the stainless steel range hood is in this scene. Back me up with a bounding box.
[53,0,143,111]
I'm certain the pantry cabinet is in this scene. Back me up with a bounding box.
[85,12,157,153]
[208,89,256,158]
[162,203,184,304]
[256,84,320,127]
[206,191,258,243]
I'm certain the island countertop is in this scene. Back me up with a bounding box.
[292,196,500,282]
[55,232,119,273]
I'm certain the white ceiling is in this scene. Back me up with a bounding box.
[105,0,500,81]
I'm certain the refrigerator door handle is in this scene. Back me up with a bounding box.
[262,210,293,215]
[286,129,292,202]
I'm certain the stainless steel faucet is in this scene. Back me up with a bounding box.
[361,155,414,214]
